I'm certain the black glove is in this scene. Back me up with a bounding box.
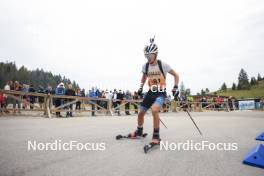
[172,85,179,100]
[137,87,143,97]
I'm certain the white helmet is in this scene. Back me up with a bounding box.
[144,36,158,55]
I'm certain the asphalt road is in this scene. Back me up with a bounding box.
[0,111,263,176]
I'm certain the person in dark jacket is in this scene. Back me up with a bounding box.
[28,84,35,109]
[116,90,124,116]
[75,88,81,110]
[133,91,139,114]
[124,90,132,115]
[55,82,65,117]
[65,84,75,117]
[89,87,98,116]
[37,86,45,109]
[228,96,233,111]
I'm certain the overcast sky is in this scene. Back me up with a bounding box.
[1,0,264,94]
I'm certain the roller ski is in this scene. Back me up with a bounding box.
[116,127,147,140]
[116,133,148,140]
[144,130,161,154]
[144,141,160,154]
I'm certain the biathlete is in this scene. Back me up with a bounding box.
[128,37,180,145]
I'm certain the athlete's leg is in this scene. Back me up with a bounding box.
[137,110,146,127]
[128,94,151,138]
[127,109,145,138]
[128,107,147,138]
[151,104,161,129]
[151,96,165,144]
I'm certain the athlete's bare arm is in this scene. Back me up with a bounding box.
[169,69,179,86]
[140,73,148,87]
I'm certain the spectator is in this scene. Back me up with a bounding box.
[9,81,14,90]
[22,84,29,109]
[0,92,5,113]
[116,90,124,116]
[4,81,11,90]
[89,87,98,116]
[187,96,194,111]
[3,81,11,112]
[100,90,107,109]
[200,96,207,108]
[37,86,45,109]
[45,85,53,112]
[108,90,113,100]
[180,95,188,111]
[170,92,178,112]
[28,84,35,109]
[124,90,132,115]
[132,91,139,114]
[96,88,102,111]
[105,90,109,100]
[215,96,222,111]
[80,89,86,110]
[261,98,264,110]
[163,97,170,112]
[105,90,113,114]
[55,82,65,117]
[228,96,233,111]
[112,89,118,111]
[65,84,75,117]
[75,88,81,110]
[13,81,22,113]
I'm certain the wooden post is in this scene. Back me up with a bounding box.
[199,102,203,112]
[47,94,52,118]
[44,95,47,116]
[107,99,113,116]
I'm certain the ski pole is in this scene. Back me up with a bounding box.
[185,110,203,135]
[159,118,168,129]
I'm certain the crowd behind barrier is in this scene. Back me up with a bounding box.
[0,81,263,117]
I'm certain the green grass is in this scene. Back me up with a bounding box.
[215,80,264,99]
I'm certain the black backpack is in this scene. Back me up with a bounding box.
[145,60,165,78]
